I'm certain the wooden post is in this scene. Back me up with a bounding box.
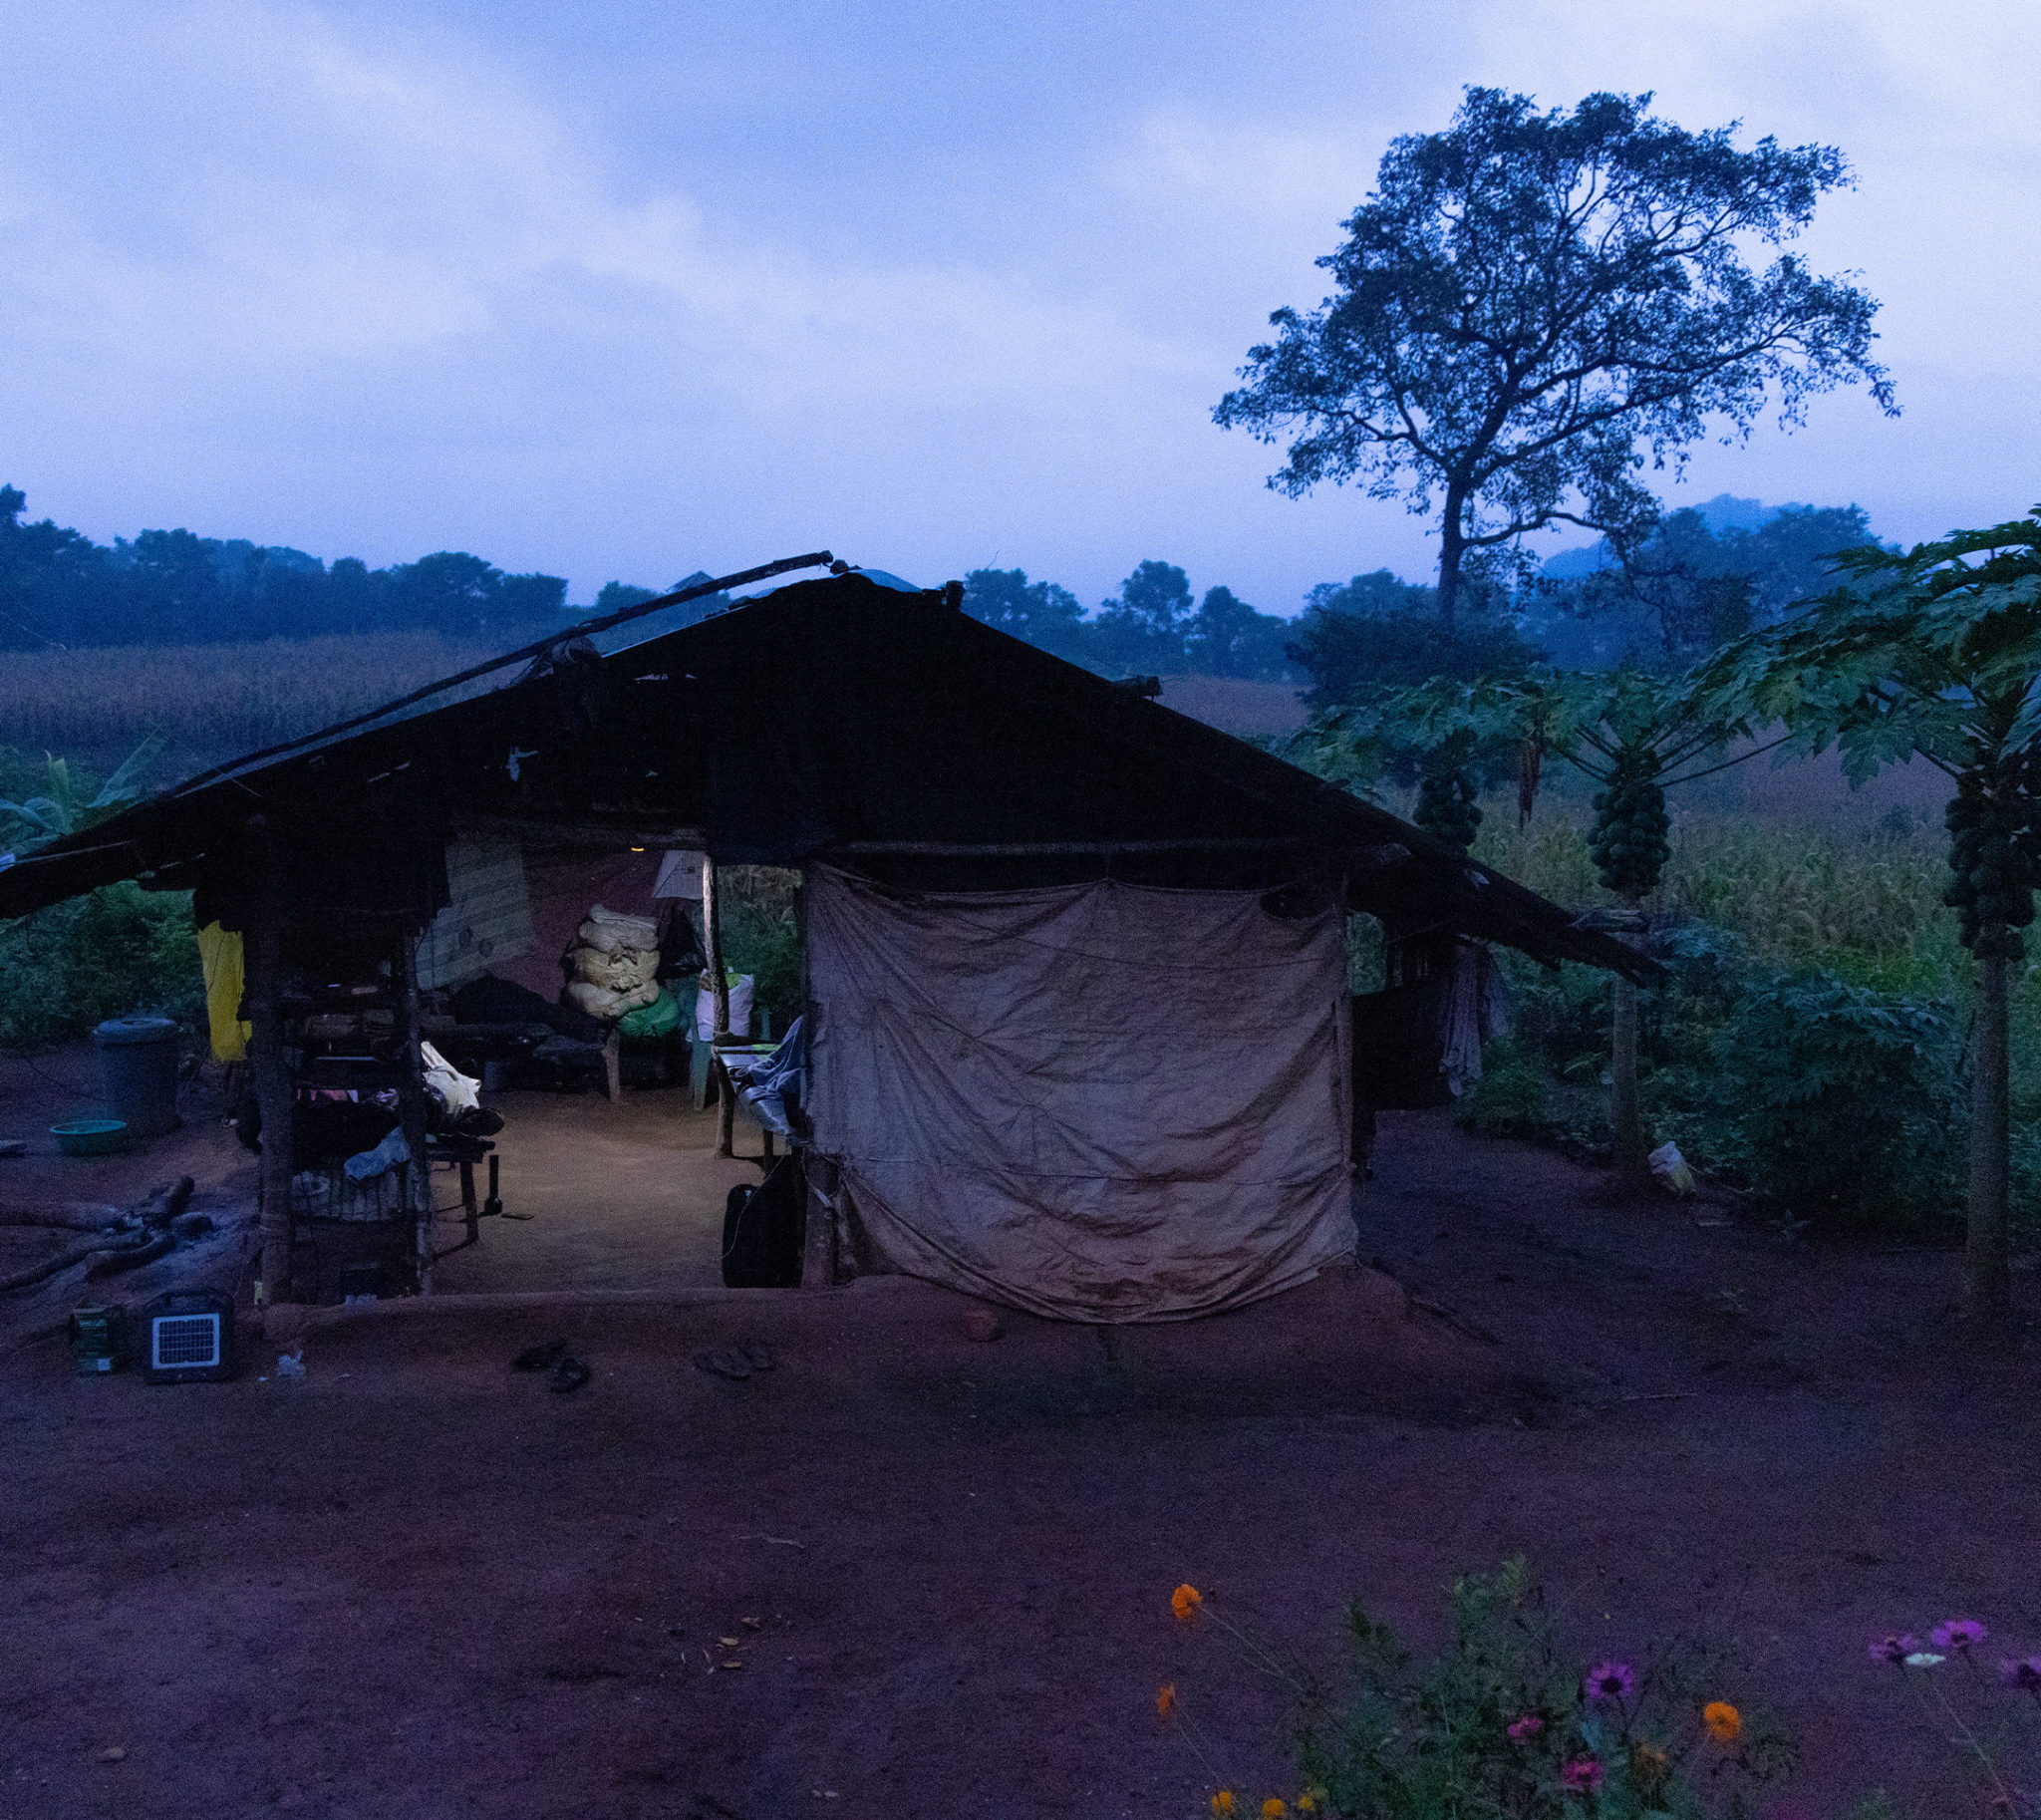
[400,928,436,1296]
[703,853,734,1157]
[1609,969,1648,1189]
[244,856,296,1307]
[1966,946,2012,1317]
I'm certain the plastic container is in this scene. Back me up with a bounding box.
[93,1017,181,1140]
[52,1118,129,1155]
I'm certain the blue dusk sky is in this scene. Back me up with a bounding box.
[0,0,2033,611]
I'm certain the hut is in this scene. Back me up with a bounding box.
[0,560,1642,1321]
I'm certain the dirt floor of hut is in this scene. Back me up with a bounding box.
[431,1090,766,1295]
[0,1051,770,1296]
[2,1048,2039,1820]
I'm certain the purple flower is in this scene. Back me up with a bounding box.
[1560,1758,1605,1795]
[1586,1661,1635,1705]
[1930,1620,1986,1653]
[2000,1657,2041,1692]
[1507,1715,1544,1741]
[1870,1634,1921,1666]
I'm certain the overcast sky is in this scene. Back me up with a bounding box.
[1,0,2034,613]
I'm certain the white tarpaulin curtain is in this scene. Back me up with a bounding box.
[805,865,1354,1323]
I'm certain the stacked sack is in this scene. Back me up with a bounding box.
[562,904,662,1022]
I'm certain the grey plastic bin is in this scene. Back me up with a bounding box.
[93,1017,181,1140]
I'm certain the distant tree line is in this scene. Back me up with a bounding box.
[961,560,1295,680]
[0,485,571,649]
[1283,499,1882,711]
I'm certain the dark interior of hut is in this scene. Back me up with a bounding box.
[232,837,797,1309]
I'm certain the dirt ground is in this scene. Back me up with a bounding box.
[3,1050,2038,1820]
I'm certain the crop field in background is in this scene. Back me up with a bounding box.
[0,633,497,776]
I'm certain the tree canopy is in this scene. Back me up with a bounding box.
[1215,87,1895,624]
[1533,500,1878,668]
[0,484,571,649]
[960,563,1296,680]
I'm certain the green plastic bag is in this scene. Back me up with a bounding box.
[615,987,681,1040]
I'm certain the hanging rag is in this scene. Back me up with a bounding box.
[196,921,252,1062]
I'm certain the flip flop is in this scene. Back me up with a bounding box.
[693,1349,752,1382]
[512,1339,569,1372]
[548,1357,591,1394]
[735,1336,775,1372]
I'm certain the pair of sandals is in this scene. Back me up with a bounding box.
[694,1336,775,1381]
[511,1338,590,1393]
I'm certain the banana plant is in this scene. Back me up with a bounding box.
[0,736,165,856]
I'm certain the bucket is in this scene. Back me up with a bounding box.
[93,1017,182,1140]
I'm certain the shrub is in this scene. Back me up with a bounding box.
[1458,1038,1553,1139]
[1294,1561,1792,1818]
[1162,1562,1794,1819]
[1701,966,1962,1230]
[0,883,202,1051]
[718,867,802,1037]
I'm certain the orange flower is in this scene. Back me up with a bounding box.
[1632,1741,1670,1791]
[1297,1797,1318,1815]
[1157,1682,1177,1717]
[1173,1584,1204,1623]
[1703,1701,1741,1745]
[1211,1794,1235,1816]
[1263,1801,1288,1818]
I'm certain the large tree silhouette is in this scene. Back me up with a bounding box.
[1216,88,1894,623]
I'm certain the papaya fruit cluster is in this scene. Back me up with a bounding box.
[1590,746,1670,899]
[1944,762,2040,960]
[1416,766,1482,851]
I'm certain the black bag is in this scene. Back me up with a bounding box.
[721,1154,806,1288]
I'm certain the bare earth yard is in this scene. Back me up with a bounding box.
[1,1062,2035,1820]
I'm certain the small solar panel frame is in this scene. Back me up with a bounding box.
[144,1290,236,1383]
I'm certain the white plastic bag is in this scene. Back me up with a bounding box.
[695,971,754,1041]
[1647,1141,1695,1195]
[420,1040,480,1114]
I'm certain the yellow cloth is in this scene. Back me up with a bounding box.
[196,921,251,1062]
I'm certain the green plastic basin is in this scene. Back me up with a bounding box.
[52,1119,129,1156]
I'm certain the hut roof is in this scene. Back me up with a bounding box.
[0,568,1644,978]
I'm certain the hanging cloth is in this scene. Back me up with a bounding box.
[196,921,252,1062]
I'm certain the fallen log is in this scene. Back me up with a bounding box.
[85,1232,177,1279]
[0,1204,127,1234]
[0,1234,148,1294]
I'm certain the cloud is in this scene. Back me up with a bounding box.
[0,0,1218,584]
[0,0,2034,605]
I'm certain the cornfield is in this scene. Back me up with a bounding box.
[0,633,496,775]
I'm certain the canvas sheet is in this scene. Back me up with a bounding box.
[805,866,1353,1323]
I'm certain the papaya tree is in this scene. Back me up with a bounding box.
[1507,667,1752,1186]
[1694,511,2041,1316]
[1311,668,1746,1184]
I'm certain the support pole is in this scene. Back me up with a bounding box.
[1609,969,1647,1189]
[703,853,734,1157]
[1966,946,2012,1317]
[245,849,296,1307]
[400,928,435,1295]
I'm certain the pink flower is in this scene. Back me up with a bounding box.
[1585,1662,1635,1705]
[1870,1634,1920,1665]
[1560,1758,1605,1795]
[1930,1620,1986,1653]
[1999,1657,2041,1692]
[1507,1715,1544,1741]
